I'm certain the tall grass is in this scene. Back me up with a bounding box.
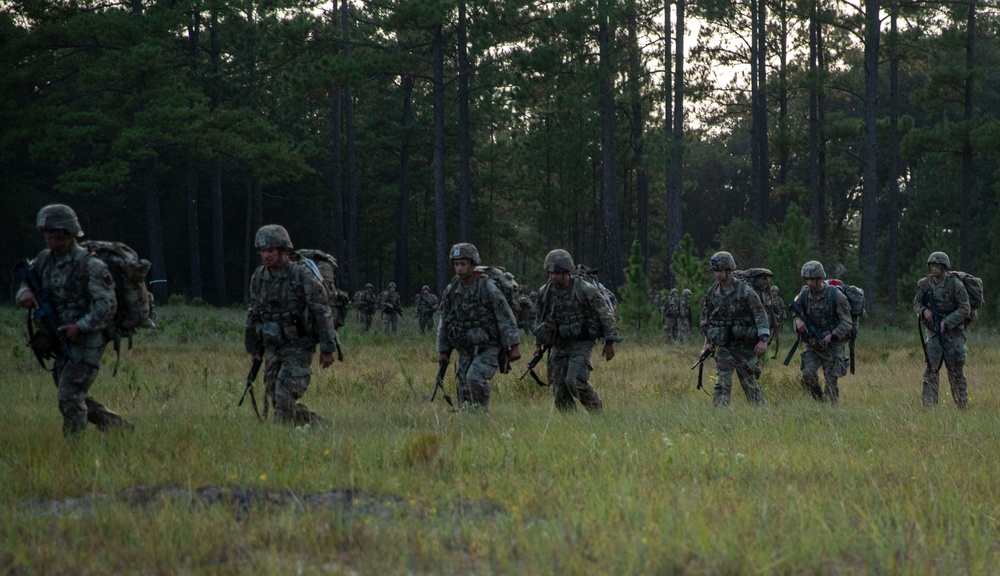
[2,304,999,574]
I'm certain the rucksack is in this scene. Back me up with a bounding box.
[948,271,984,324]
[79,241,156,374]
[573,264,618,316]
[825,279,865,330]
[290,249,350,329]
[475,265,521,316]
[734,268,774,328]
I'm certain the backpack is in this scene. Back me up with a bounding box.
[734,268,774,328]
[474,265,521,316]
[290,249,350,329]
[79,241,156,374]
[825,279,865,331]
[573,264,618,316]
[79,240,156,337]
[948,271,984,324]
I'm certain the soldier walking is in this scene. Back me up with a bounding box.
[415,285,440,335]
[378,282,402,335]
[437,243,521,410]
[533,250,622,413]
[791,261,852,404]
[678,289,693,343]
[356,284,376,332]
[245,225,337,426]
[915,251,971,408]
[699,251,770,406]
[16,204,133,437]
[661,288,680,341]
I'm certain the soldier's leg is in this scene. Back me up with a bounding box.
[273,352,320,425]
[799,349,824,401]
[821,344,847,405]
[713,347,736,406]
[922,337,944,406]
[84,397,133,432]
[54,356,97,437]
[943,333,968,408]
[460,348,498,409]
[564,341,601,412]
[547,347,576,411]
[734,350,763,404]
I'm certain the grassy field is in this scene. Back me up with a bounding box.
[2,304,1000,575]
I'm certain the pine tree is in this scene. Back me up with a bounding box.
[619,240,657,332]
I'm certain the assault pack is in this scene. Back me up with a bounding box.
[797,279,865,373]
[733,268,774,328]
[948,271,984,324]
[289,249,350,329]
[473,265,522,316]
[79,240,157,374]
[573,264,618,316]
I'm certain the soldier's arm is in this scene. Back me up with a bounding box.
[746,287,770,339]
[832,291,853,340]
[303,271,337,354]
[75,258,117,334]
[944,278,971,329]
[586,284,622,343]
[244,269,264,354]
[913,279,928,319]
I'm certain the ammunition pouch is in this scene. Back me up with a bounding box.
[534,321,557,347]
[557,321,589,341]
[262,321,286,348]
[706,326,730,347]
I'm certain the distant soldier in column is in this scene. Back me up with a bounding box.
[700,251,770,406]
[791,261,852,404]
[245,224,337,425]
[770,285,787,358]
[914,251,971,408]
[356,283,377,332]
[16,204,133,438]
[415,285,440,335]
[378,282,403,335]
[677,289,693,343]
[661,288,680,341]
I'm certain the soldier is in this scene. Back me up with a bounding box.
[16,204,133,438]
[914,251,971,408]
[661,288,681,341]
[678,289,693,343]
[791,261,852,404]
[356,283,376,332]
[437,243,521,410]
[245,225,337,426]
[769,285,787,358]
[378,282,403,335]
[415,285,440,335]
[533,249,622,413]
[699,251,770,406]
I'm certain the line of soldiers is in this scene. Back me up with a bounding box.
[659,288,693,343]
[15,204,973,438]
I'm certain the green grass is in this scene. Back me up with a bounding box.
[2,304,999,574]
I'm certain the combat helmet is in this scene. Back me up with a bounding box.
[801,261,826,279]
[449,243,481,265]
[709,251,736,272]
[365,283,374,290]
[389,282,397,290]
[771,285,779,293]
[254,224,293,250]
[682,289,692,297]
[670,288,679,295]
[36,204,83,238]
[544,249,575,274]
[421,285,430,292]
[927,252,951,269]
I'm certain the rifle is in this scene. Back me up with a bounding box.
[13,258,74,368]
[920,289,946,372]
[430,360,454,407]
[518,347,550,387]
[691,345,715,395]
[238,356,264,420]
[783,297,826,366]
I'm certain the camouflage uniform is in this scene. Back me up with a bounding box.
[770,287,787,335]
[661,289,680,340]
[677,289,693,343]
[700,252,770,406]
[17,204,132,437]
[245,225,337,426]
[535,250,622,412]
[914,252,970,408]
[356,285,376,332]
[438,243,520,409]
[415,288,440,334]
[792,262,852,404]
[378,284,402,335]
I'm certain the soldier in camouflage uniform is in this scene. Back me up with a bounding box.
[245,225,337,426]
[791,261,852,404]
[378,282,403,335]
[678,289,693,343]
[914,251,971,408]
[769,285,787,358]
[437,243,521,410]
[661,288,680,341]
[699,251,770,406]
[17,204,133,437]
[533,250,622,413]
[415,285,440,335]
[356,284,376,332]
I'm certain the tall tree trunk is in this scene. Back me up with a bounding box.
[749,0,768,227]
[185,12,202,301]
[667,0,685,268]
[663,0,672,287]
[396,76,414,297]
[141,158,168,306]
[331,88,344,278]
[343,0,359,292]
[960,0,976,271]
[886,2,900,312]
[458,0,472,242]
[778,0,789,189]
[433,23,448,293]
[808,5,826,248]
[209,6,226,305]
[860,0,880,315]
[598,0,624,290]
[628,4,649,272]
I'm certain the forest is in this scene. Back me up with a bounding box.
[1,0,998,323]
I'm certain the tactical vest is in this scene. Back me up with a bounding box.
[799,286,842,335]
[357,291,376,312]
[540,279,600,342]
[703,279,757,343]
[417,295,437,314]
[442,276,500,346]
[918,276,963,317]
[38,246,94,326]
[250,262,312,344]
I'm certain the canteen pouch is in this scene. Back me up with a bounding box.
[262,321,286,348]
